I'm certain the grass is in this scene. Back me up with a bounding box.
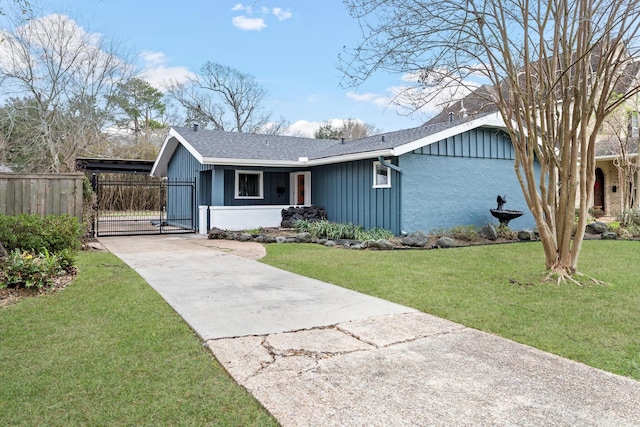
[261,240,640,380]
[0,251,277,427]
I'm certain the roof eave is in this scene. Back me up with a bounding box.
[151,128,207,177]
[393,112,506,156]
[201,149,395,168]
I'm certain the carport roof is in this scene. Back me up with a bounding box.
[76,157,155,174]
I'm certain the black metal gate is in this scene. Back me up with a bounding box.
[92,175,196,237]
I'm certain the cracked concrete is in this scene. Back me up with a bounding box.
[208,312,640,427]
[101,235,640,426]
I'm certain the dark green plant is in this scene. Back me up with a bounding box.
[293,219,393,241]
[0,248,63,289]
[0,213,82,253]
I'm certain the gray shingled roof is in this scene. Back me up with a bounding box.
[172,126,332,161]
[173,121,460,162]
[596,137,639,157]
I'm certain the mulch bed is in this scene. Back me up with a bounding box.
[0,272,76,308]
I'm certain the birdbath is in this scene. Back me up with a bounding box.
[490,195,523,226]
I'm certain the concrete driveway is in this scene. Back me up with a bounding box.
[100,234,640,426]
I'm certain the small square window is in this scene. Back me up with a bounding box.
[373,161,391,188]
[235,171,263,199]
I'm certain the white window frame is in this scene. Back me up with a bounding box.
[373,161,391,188]
[234,170,264,199]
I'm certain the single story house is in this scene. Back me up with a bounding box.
[151,112,537,235]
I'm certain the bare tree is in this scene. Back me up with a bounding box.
[0,13,133,172]
[167,61,287,134]
[342,0,640,281]
[315,118,379,141]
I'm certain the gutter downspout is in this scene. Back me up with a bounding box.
[378,156,403,235]
[378,156,402,175]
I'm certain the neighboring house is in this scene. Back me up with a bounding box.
[151,113,536,234]
[594,136,639,216]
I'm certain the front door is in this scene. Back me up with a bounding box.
[297,174,305,205]
[290,172,311,206]
[594,168,605,211]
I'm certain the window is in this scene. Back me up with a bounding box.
[373,161,391,188]
[235,170,263,199]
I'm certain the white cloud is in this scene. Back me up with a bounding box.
[138,50,194,90]
[232,16,267,31]
[231,4,252,13]
[347,91,390,108]
[284,118,367,138]
[391,72,480,116]
[285,120,320,138]
[231,5,292,31]
[273,7,292,21]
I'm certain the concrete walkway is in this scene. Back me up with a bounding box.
[100,234,640,426]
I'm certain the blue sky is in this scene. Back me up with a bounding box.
[13,1,438,135]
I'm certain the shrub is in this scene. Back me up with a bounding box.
[496,224,518,240]
[293,219,393,241]
[0,249,63,289]
[0,214,82,253]
[619,209,640,228]
[430,225,482,242]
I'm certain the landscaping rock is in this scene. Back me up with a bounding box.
[325,240,336,247]
[435,237,463,248]
[478,224,498,241]
[517,230,535,241]
[601,232,617,240]
[365,239,394,250]
[254,235,265,243]
[586,221,609,235]
[285,237,297,243]
[276,236,287,243]
[296,232,313,243]
[401,231,430,247]
[208,227,225,239]
[281,206,327,228]
[263,236,277,244]
[238,233,254,242]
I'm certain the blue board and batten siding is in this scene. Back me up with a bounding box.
[312,159,402,234]
[166,143,213,229]
[222,169,291,206]
[400,128,537,233]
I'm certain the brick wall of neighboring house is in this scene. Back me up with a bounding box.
[596,160,635,217]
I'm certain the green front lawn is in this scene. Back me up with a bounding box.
[0,251,277,426]
[261,240,640,380]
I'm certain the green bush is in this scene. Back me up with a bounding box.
[293,219,393,241]
[619,209,640,228]
[431,225,480,241]
[0,248,63,289]
[0,213,82,253]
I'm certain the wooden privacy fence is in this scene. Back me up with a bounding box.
[0,173,84,221]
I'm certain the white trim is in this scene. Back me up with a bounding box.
[234,170,263,199]
[151,128,205,177]
[209,205,288,230]
[391,112,506,156]
[289,171,312,205]
[372,161,392,188]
